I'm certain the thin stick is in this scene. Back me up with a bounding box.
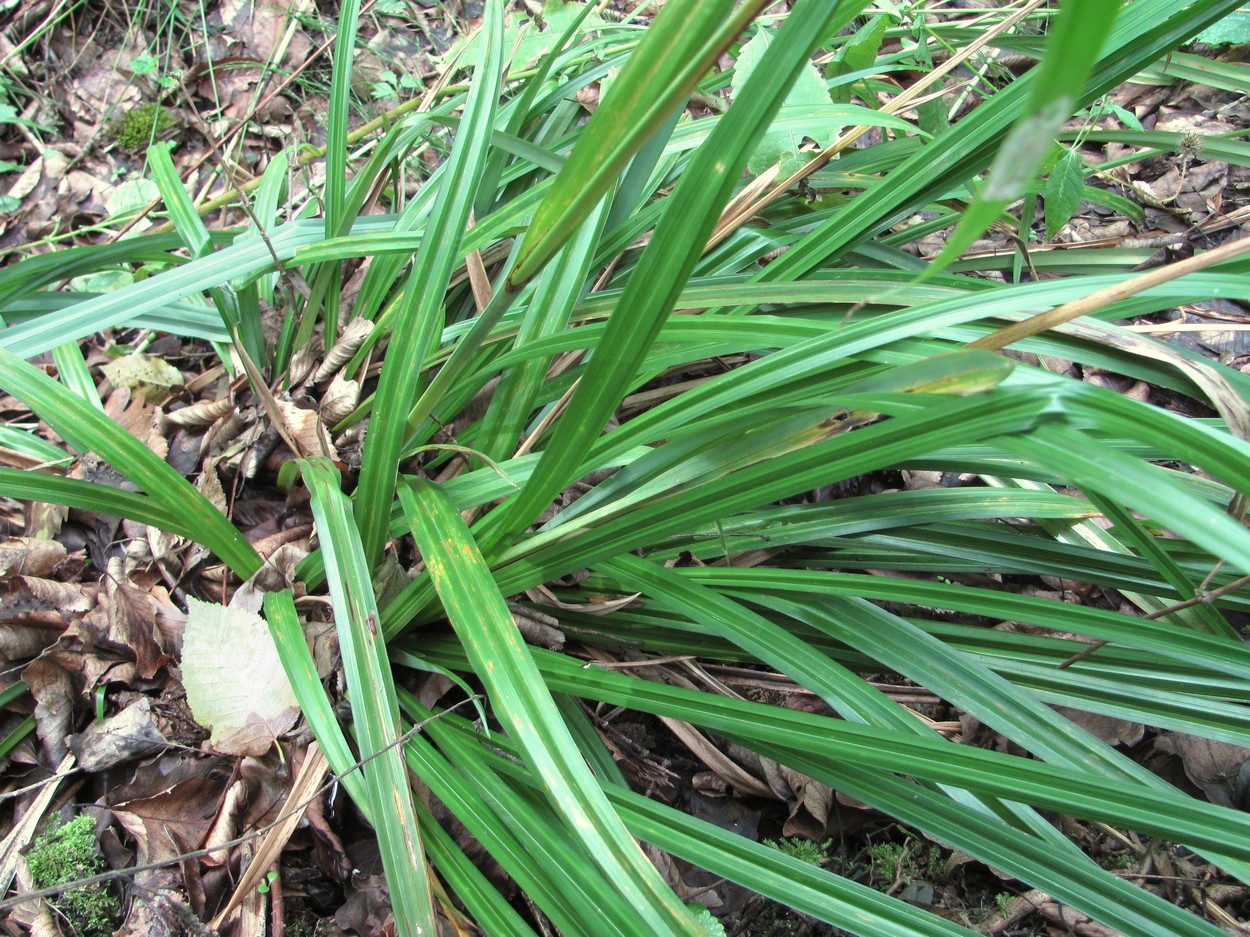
[1057,573,1250,669]
[971,235,1250,351]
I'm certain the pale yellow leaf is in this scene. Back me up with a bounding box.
[182,597,298,756]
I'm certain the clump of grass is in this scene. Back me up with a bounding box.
[3,1,1250,936]
[26,815,121,937]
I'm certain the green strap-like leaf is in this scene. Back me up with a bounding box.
[353,0,505,567]
[509,0,772,286]
[0,344,260,577]
[484,0,870,550]
[299,458,436,937]
[397,476,703,936]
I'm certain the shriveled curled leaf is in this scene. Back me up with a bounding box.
[0,537,65,578]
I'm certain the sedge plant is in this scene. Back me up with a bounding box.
[3,1,1250,935]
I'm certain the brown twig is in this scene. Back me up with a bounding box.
[971,235,1250,353]
[1057,572,1250,669]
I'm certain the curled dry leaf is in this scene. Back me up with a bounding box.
[196,457,228,514]
[525,586,642,615]
[2,576,95,615]
[211,744,330,929]
[661,717,773,799]
[164,396,235,428]
[319,374,360,426]
[229,541,308,613]
[6,151,67,205]
[506,601,564,650]
[313,317,373,384]
[780,767,834,841]
[0,620,65,665]
[273,398,339,461]
[210,0,314,69]
[334,874,402,937]
[724,741,834,838]
[287,341,320,388]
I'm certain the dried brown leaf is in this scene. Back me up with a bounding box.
[662,718,773,798]
[1053,706,1144,748]
[79,575,172,681]
[0,537,66,578]
[113,774,230,864]
[6,151,66,205]
[0,621,64,663]
[319,374,360,425]
[1163,731,1250,808]
[273,399,338,461]
[20,657,76,762]
[103,387,167,459]
[211,745,329,929]
[313,318,373,384]
[197,457,228,514]
[779,765,834,840]
[0,577,94,642]
[164,397,235,428]
[70,697,169,771]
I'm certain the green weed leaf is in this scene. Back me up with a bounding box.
[735,25,840,175]
[827,15,892,105]
[1044,148,1087,238]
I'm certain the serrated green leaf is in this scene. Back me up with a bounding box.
[1044,148,1087,238]
[735,25,839,176]
[827,15,892,105]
